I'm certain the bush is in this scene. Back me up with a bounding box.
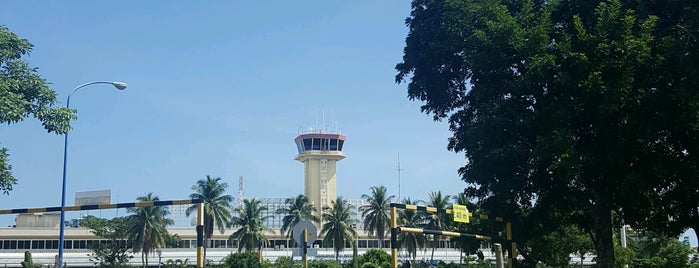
[309,260,342,268]
[349,249,390,268]
[221,251,271,268]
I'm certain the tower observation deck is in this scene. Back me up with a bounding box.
[294,131,346,221]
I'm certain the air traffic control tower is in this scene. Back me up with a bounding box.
[294,130,346,217]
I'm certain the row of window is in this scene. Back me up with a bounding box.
[296,138,344,153]
[0,239,466,250]
[0,239,127,250]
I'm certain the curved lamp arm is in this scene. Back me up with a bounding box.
[66,81,128,108]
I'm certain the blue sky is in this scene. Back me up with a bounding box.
[1,1,695,246]
[0,2,467,225]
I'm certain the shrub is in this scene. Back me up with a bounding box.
[309,260,342,268]
[222,251,271,268]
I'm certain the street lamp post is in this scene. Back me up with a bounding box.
[58,81,127,268]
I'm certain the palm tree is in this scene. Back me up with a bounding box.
[397,197,427,261]
[423,191,451,264]
[185,175,234,258]
[275,194,319,246]
[360,185,394,248]
[229,198,275,252]
[320,197,357,261]
[126,193,174,268]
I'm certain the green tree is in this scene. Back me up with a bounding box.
[275,194,319,245]
[527,224,594,267]
[395,0,699,266]
[320,197,357,261]
[359,248,392,268]
[81,215,133,266]
[0,25,75,194]
[422,191,451,263]
[186,175,234,258]
[229,198,274,252]
[396,198,426,261]
[127,193,174,268]
[360,185,395,249]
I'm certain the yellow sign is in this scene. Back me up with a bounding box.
[453,204,470,223]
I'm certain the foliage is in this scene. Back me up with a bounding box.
[230,198,274,252]
[186,176,234,243]
[271,256,296,268]
[221,251,270,268]
[395,0,699,266]
[81,215,133,266]
[164,233,181,248]
[614,241,634,268]
[360,185,395,249]
[163,258,190,268]
[422,191,451,264]
[527,224,593,267]
[359,249,391,268]
[0,25,75,194]
[127,193,174,268]
[633,235,696,268]
[275,194,319,244]
[320,197,357,261]
[20,251,33,268]
[309,260,342,268]
[396,198,427,261]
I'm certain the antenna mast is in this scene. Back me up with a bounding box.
[397,153,404,201]
[238,176,244,209]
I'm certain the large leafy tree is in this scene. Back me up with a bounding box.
[359,185,395,249]
[81,215,133,266]
[0,26,75,194]
[397,198,426,261]
[395,0,699,266]
[229,198,274,252]
[275,194,319,245]
[126,193,173,268]
[185,175,234,256]
[320,197,357,261]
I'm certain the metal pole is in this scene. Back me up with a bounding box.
[197,202,204,268]
[390,206,397,268]
[58,81,125,268]
[303,228,308,268]
[494,243,505,268]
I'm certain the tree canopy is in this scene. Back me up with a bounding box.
[396,0,699,266]
[0,26,75,194]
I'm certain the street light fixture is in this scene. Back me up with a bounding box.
[58,81,127,268]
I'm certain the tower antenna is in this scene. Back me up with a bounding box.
[238,176,244,209]
[397,153,404,202]
[322,106,326,133]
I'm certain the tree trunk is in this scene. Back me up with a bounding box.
[203,238,208,265]
[430,235,437,264]
[592,199,614,268]
[352,241,359,268]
